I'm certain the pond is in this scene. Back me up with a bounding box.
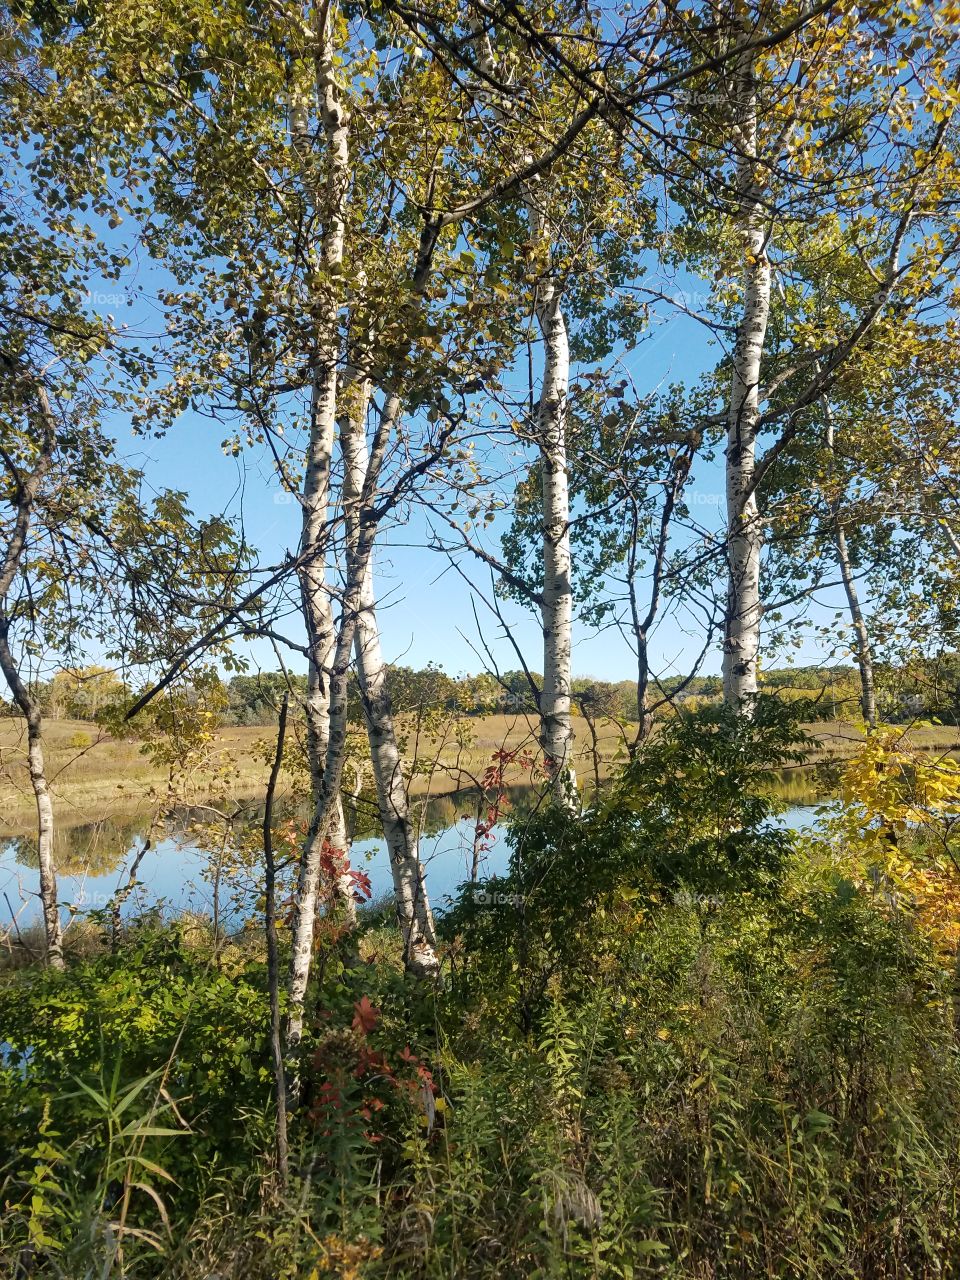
[0,781,830,934]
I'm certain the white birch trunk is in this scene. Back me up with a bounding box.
[0,626,63,968]
[286,5,352,1053]
[339,373,438,975]
[722,50,770,712]
[289,385,436,1046]
[533,274,577,803]
[0,386,60,965]
[286,78,445,1029]
[471,18,577,802]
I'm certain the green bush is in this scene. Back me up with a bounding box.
[3,707,960,1277]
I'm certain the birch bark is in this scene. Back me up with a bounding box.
[533,270,578,802]
[0,625,63,968]
[339,369,438,975]
[288,222,447,1048]
[286,4,353,1052]
[0,383,61,966]
[722,47,770,712]
[472,18,577,802]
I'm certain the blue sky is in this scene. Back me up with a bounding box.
[82,244,847,688]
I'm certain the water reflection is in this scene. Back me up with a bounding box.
[762,765,830,806]
[1,775,825,929]
[7,812,151,877]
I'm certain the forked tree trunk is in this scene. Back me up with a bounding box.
[286,4,353,1055]
[823,399,877,729]
[0,624,63,968]
[339,374,438,975]
[722,47,770,713]
[287,88,446,1048]
[289,395,406,1044]
[301,663,354,910]
[288,383,435,1048]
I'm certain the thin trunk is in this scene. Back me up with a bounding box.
[0,622,62,969]
[635,632,654,744]
[287,3,353,1056]
[470,793,485,883]
[0,386,59,965]
[534,277,578,803]
[722,49,770,712]
[834,521,877,729]
[264,693,289,1183]
[630,447,694,748]
[287,127,444,1053]
[576,698,602,801]
[823,400,877,729]
[110,836,151,950]
[339,376,438,976]
[287,394,400,1053]
[471,19,577,805]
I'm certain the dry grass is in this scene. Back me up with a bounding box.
[0,718,277,834]
[801,718,960,761]
[0,712,627,833]
[2,712,958,835]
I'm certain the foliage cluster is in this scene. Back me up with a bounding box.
[3,709,960,1277]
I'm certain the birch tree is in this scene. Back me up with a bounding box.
[763,314,960,724]
[285,0,356,1016]
[466,4,653,799]
[721,34,770,709]
[0,384,61,965]
[661,0,960,710]
[72,0,609,1029]
[0,17,152,963]
[339,351,438,972]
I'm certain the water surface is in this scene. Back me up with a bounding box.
[0,784,828,932]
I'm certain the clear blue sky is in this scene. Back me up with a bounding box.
[85,247,846,688]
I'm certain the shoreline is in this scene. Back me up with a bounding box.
[3,715,958,836]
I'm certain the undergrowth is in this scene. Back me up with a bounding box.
[2,704,960,1278]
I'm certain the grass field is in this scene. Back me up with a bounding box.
[0,712,625,835]
[2,712,959,835]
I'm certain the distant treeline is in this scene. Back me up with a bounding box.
[7,656,960,727]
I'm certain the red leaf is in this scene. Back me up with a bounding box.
[352,995,381,1036]
[350,868,373,901]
